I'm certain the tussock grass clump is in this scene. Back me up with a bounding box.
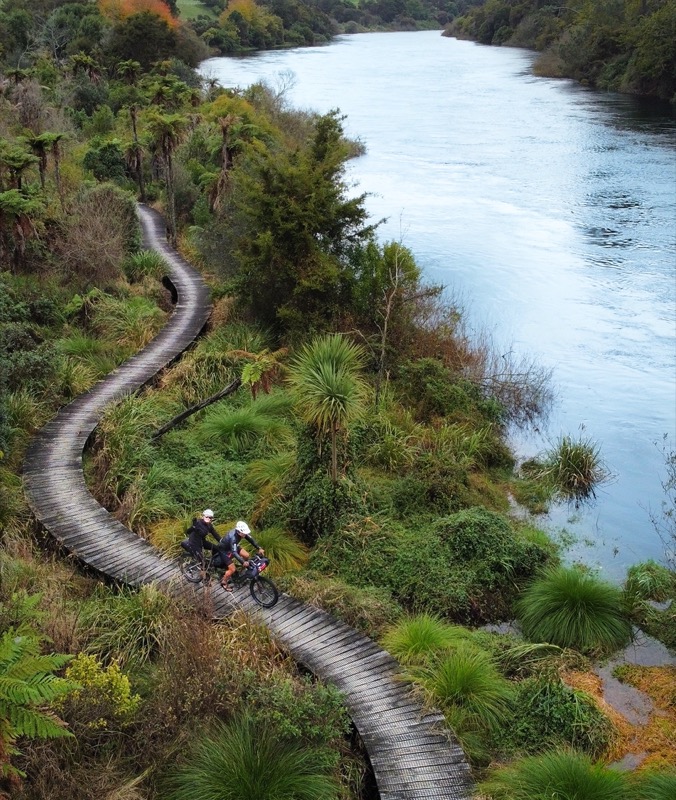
[537,434,611,504]
[197,405,288,452]
[90,294,166,350]
[281,574,401,637]
[123,249,167,282]
[413,644,514,732]
[82,584,175,669]
[516,566,632,655]
[633,770,676,800]
[245,450,296,517]
[255,526,308,576]
[480,749,632,800]
[90,394,173,506]
[148,516,193,557]
[624,560,675,603]
[162,715,340,800]
[381,614,472,665]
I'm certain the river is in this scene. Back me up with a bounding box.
[199,31,676,579]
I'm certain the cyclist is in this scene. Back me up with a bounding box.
[180,509,220,565]
[215,520,264,591]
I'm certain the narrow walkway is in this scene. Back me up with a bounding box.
[23,206,473,800]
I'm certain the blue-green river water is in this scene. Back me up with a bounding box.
[200,31,676,579]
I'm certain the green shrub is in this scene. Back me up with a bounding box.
[244,676,350,748]
[287,469,366,544]
[396,358,503,425]
[480,749,632,800]
[150,436,255,521]
[57,653,140,743]
[310,510,549,624]
[435,507,551,620]
[516,566,632,655]
[163,715,340,800]
[503,677,615,758]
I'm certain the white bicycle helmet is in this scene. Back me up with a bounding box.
[235,520,251,536]
[203,509,215,519]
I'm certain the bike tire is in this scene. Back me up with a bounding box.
[249,576,278,608]
[181,560,204,584]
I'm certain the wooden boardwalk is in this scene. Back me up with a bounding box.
[23,205,473,800]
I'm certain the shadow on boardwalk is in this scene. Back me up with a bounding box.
[23,205,473,800]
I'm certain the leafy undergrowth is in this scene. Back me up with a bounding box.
[563,666,676,770]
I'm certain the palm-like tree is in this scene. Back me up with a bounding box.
[147,112,187,247]
[116,59,142,85]
[69,52,102,83]
[0,189,43,271]
[20,132,63,192]
[116,63,147,202]
[0,145,38,190]
[287,335,369,481]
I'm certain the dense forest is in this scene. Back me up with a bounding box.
[1,0,674,99]
[1,1,675,798]
[446,0,676,101]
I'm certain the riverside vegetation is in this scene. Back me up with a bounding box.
[1,4,675,799]
[2,0,673,100]
[445,0,676,102]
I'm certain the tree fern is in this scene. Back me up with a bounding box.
[0,630,76,778]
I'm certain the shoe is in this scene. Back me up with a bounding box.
[220,581,233,592]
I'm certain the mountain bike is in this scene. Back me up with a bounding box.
[180,552,279,608]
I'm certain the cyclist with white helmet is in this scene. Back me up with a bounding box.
[215,520,264,591]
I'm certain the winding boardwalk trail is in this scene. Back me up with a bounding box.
[23,205,473,800]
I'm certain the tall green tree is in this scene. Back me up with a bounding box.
[232,111,374,335]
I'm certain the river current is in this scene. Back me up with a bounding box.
[200,31,676,579]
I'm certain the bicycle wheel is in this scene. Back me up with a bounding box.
[249,576,278,608]
[180,560,204,584]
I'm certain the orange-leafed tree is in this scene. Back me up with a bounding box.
[99,0,177,27]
